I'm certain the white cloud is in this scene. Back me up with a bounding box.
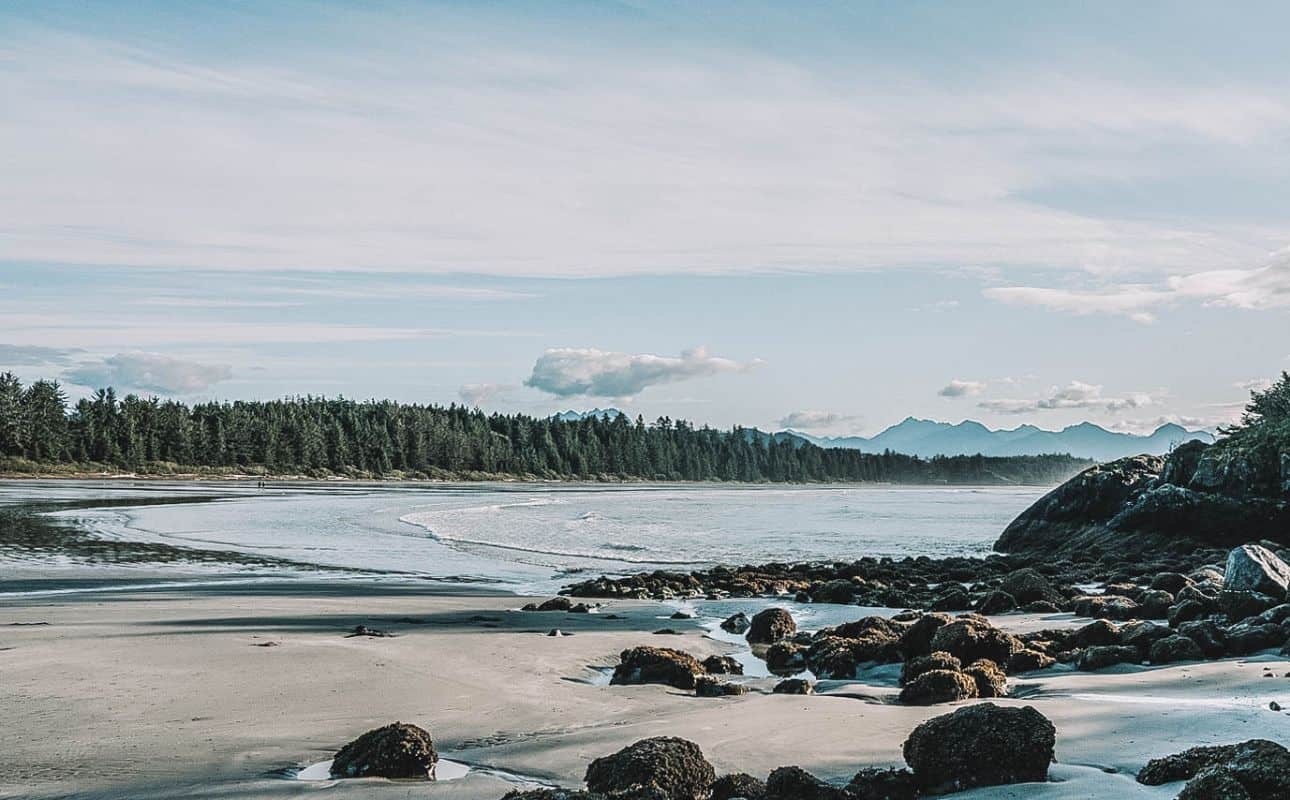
[1235,378,1274,393]
[978,381,1161,414]
[525,346,759,398]
[458,382,516,407]
[982,286,1170,324]
[777,410,861,431]
[1106,414,1231,434]
[0,344,82,366]
[1169,250,1290,309]
[65,352,233,394]
[938,379,987,398]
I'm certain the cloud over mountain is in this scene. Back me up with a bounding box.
[978,381,1160,415]
[777,410,860,431]
[938,379,987,398]
[525,346,759,398]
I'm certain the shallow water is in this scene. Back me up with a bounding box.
[0,480,1045,593]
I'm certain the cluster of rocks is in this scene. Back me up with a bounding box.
[1137,739,1290,799]
[500,703,1056,799]
[609,646,748,696]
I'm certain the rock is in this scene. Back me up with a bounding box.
[1217,547,1290,596]
[670,610,694,620]
[1069,619,1122,648]
[1120,620,1172,657]
[1150,572,1194,594]
[772,678,814,695]
[584,737,716,800]
[1169,599,1209,627]
[346,624,394,638]
[900,651,961,686]
[501,791,601,800]
[610,647,706,690]
[845,767,919,800]
[898,669,978,705]
[330,722,438,779]
[1176,767,1252,800]
[694,676,748,697]
[747,608,796,645]
[930,588,972,612]
[928,618,1024,667]
[532,597,574,612]
[902,703,1056,793]
[1162,439,1209,486]
[1137,739,1290,798]
[720,612,751,634]
[977,591,1018,615]
[1071,594,1141,621]
[765,766,850,800]
[1076,645,1139,671]
[813,578,860,604]
[963,659,1007,698]
[547,629,566,637]
[1149,634,1204,664]
[1221,590,1281,621]
[1022,600,1061,613]
[806,636,892,679]
[1007,648,1056,673]
[1224,621,1285,655]
[764,642,807,675]
[897,613,953,659]
[1177,620,1228,658]
[701,655,743,675]
[999,568,1065,605]
[569,603,596,613]
[1137,589,1175,619]
[710,772,767,800]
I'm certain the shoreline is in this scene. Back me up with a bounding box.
[3,579,1287,800]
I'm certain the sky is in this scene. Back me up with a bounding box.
[2,1,1288,436]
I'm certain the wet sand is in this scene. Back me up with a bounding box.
[3,581,1290,799]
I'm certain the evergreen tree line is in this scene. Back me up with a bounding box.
[0,374,1089,484]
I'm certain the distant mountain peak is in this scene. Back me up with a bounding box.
[554,408,623,422]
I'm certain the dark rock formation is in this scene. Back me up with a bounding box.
[899,651,961,686]
[962,659,1007,698]
[1138,739,1290,798]
[720,612,751,634]
[747,608,796,645]
[902,703,1056,794]
[845,768,918,800]
[1225,544,1290,596]
[610,646,707,690]
[694,676,748,697]
[999,568,1065,605]
[765,766,850,800]
[772,677,814,695]
[710,772,767,800]
[764,641,807,675]
[976,590,1017,615]
[1075,644,1139,671]
[701,655,743,675]
[1149,634,1204,664]
[501,791,601,800]
[898,669,977,705]
[584,737,716,800]
[330,722,438,779]
[927,617,1024,667]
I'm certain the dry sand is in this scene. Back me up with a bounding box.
[3,582,1289,800]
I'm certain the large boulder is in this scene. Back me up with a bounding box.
[899,651,961,686]
[1224,544,1290,597]
[902,703,1056,794]
[928,618,1024,668]
[330,722,438,779]
[710,772,767,800]
[610,647,706,690]
[1076,645,1139,671]
[962,659,1008,698]
[898,669,977,705]
[999,568,1065,605]
[846,768,918,800]
[806,635,894,679]
[747,608,796,645]
[897,613,953,659]
[584,737,715,800]
[1149,634,1204,664]
[1138,739,1290,798]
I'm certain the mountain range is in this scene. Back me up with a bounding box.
[787,418,1214,461]
[553,409,1214,461]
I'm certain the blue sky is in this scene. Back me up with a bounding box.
[2,2,1287,435]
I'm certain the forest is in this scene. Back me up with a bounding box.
[0,374,1091,485]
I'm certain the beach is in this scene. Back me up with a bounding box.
[4,575,1289,800]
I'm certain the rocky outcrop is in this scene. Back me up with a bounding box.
[330,722,438,779]
[610,646,707,690]
[927,617,1024,667]
[584,737,715,800]
[902,703,1056,794]
[1138,739,1290,798]
[995,442,1290,557]
[710,773,767,800]
[898,669,977,705]
[746,608,796,644]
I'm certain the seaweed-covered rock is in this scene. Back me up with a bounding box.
[898,669,978,705]
[330,722,438,779]
[694,676,748,697]
[897,613,953,659]
[584,737,716,800]
[1177,619,1228,658]
[720,612,750,634]
[1137,738,1290,798]
[963,659,1007,698]
[977,591,1018,615]
[1223,621,1285,655]
[928,617,1024,667]
[1071,594,1141,621]
[845,767,918,800]
[806,635,896,679]
[610,647,706,690]
[1076,645,1139,671]
[764,641,807,675]
[899,651,961,686]
[1007,648,1056,673]
[902,703,1056,793]
[701,655,743,675]
[710,772,767,800]
[1120,620,1173,657]
[747,608,796,645]
[772,678,814,695]
[1149,634,1204,664]
[999,568,1065,606]
[1176,768,1252,800]
[765,766,850,800]
[501,790,602,800]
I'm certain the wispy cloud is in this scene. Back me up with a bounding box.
[65,352,232,394]
[983,286,1169,324]
[938,379,987,398]
[777,410,861,431]
[0,343,82,366]
[978,381,1162,414]
[525,346,760,398]
[458,382,517,407]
